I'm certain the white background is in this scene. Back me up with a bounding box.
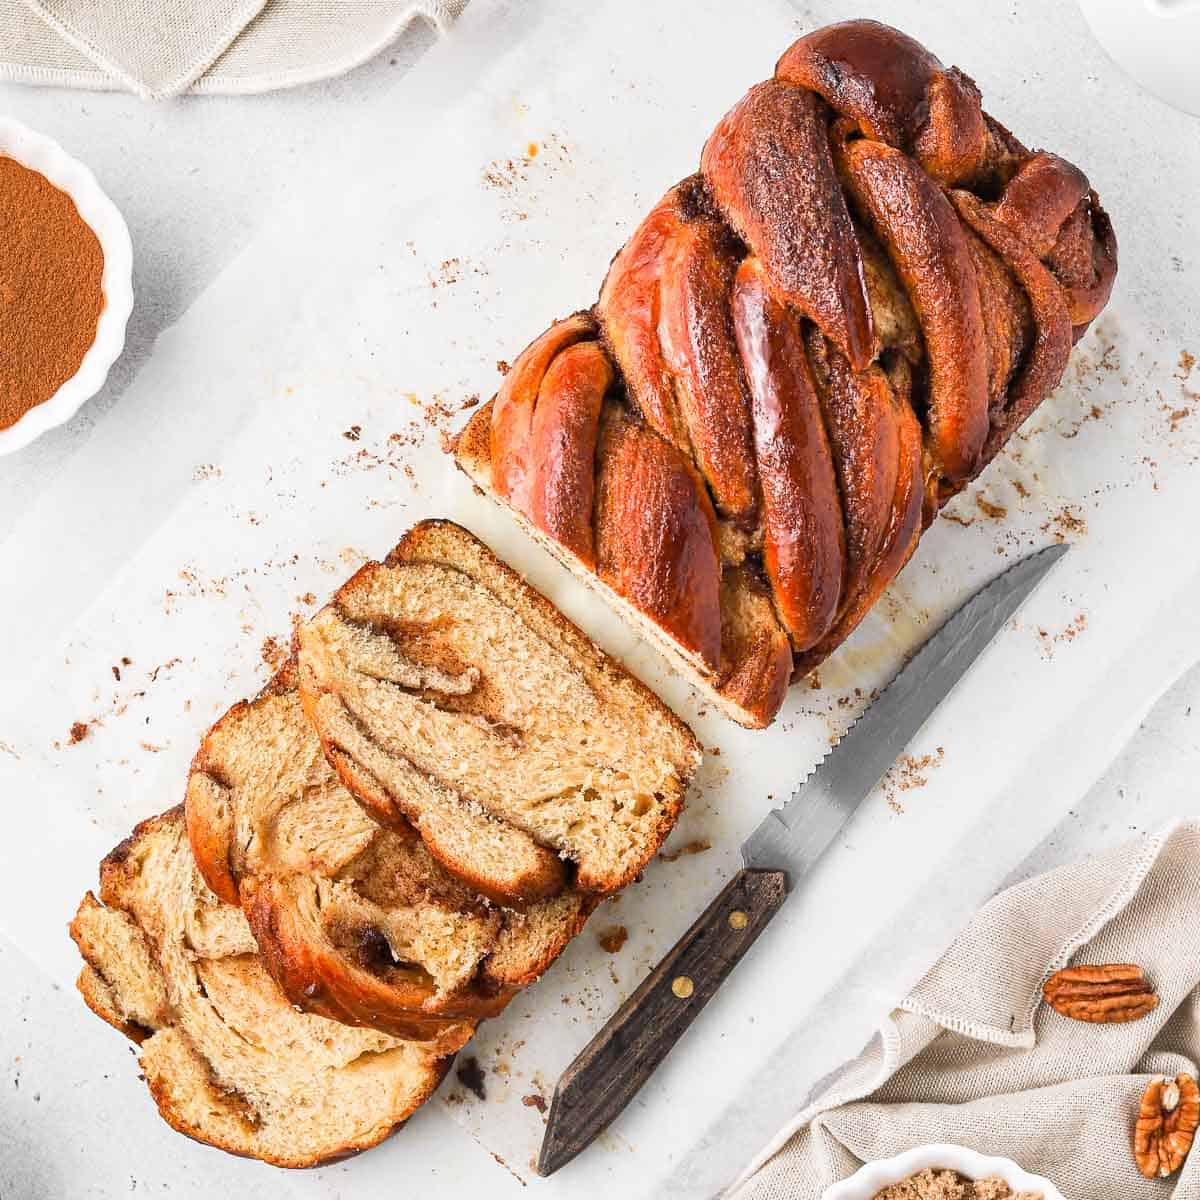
[1,1,1199,1196]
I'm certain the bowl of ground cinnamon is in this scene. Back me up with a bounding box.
[0,117,133,455]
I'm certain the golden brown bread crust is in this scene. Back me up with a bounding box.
[238,874,511,1038]
[456,19,1117,728]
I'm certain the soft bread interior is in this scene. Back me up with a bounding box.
[70,811,447,1168]
[186,686,590,1020]
[298,539,699,897]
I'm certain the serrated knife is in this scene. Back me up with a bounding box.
[537,543,1069,1176]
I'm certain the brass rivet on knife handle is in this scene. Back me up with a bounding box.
[537,868,788,1177]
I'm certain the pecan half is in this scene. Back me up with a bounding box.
[1042,963,1159,1023]
[1134,1073,1200,1178]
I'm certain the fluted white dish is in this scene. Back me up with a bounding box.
[1076,0,1200,117]
[820,1144,1066,1200]
[0,117,133,456]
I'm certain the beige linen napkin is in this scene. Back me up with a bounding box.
[730,821,1200,1200]
[0,0,467,99]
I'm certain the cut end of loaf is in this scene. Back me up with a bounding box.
[455,404,779,728]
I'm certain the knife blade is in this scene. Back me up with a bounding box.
[538,543,1068,1177]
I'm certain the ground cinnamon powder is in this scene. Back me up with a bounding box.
[0,155,105,431]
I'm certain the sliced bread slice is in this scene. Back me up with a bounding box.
[297,520,701,903]
[70,808,453,1168]
[185,681,592,1040]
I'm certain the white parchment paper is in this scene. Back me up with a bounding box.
[1,1,1198,1194]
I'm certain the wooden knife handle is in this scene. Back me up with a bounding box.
[537,868,788,1176]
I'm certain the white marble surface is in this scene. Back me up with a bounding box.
[1,1,1199,1196]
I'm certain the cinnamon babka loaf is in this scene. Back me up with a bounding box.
[456,19,1117,727]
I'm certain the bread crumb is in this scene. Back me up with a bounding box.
[455,1056,486,1101]
[522,1093,547,1113]
[1040,504,1087,543]
[68,721,90,745]
[974,494,1007,520]
[261,636,289,673]
[659,838,712,862]
[597,925,628,953]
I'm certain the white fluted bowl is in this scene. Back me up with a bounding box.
[0,117,133,456]
[821,1144,1066,1200]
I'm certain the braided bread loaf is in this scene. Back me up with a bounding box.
[456,19,1117,728]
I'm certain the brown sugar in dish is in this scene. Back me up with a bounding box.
[0,156,105,430]
[872,1168,1041,1200]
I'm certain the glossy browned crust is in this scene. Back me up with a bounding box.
[835,130,990,484]
[467,19,1117,727]
[777,19,988,186]
[598,189,692,450]
[491,313,596,512]
[716,565,793,724]
[658,210,760,525]
[951,189,1073,468]
[731,257,844,650]
[594,402,723,669]
[701,80,874,370]
[528,340,611,568]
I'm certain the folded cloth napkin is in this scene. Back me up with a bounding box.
[730,820,1200,1199]
[0,0,467,99]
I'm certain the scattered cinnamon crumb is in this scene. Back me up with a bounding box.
[522,1093,547,1113]
[1011,479,1031,499]
[974,494,1007,520]
[597,925,628,953]
[659,839,712,862]
[941,511,974,528]
[1040,504,1087,543]
[497,359,510,375]
[456,1056,486,1102]
[343,425,362,441]
[489,1152,526,1188]
[192,463,222,482]
[1178,350,1195,379]
[298,592,316,606]
[261,636,289,673]
[148,657,182,682]
[139,741,164,754]
[882,747,945,812]
[1036,612,1088,657]
[68,721,90,745]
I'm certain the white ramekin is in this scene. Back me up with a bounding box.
[821,1144,1066,1200]
[0,117,133,456]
